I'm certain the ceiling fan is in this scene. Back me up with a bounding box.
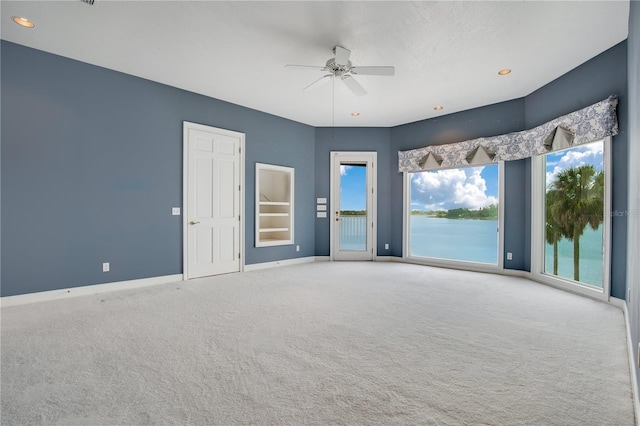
[285,46,395,96]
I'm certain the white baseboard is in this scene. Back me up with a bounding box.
[375,256,395,262]
[1,274,184,308]
[609,296,626,309]
[314,256,331,262]
[622,302,640,424]
[501,268,532,279]
[243,256,316,272]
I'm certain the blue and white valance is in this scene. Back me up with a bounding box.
[398,95,618,172]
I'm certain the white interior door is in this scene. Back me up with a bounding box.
[331,152,376,261]
[184,122,244,279]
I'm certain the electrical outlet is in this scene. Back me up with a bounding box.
[296,245,300,252]
[172,207,181,216]
[102,262,110,272]
[506,252,513,260]
[385,243,389,250]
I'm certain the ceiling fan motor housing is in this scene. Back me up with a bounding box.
[326,58,352,77]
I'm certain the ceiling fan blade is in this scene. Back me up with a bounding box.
[285,64,327,71]
[341,75,367,96]
[351,66,395,76]
[334,46,351,66]
[304,74,332,91]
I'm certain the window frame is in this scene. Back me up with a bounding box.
[402,161,504,273]
[531,137,612,301]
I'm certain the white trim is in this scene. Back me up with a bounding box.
[401,256,503,275]
[182,121,245,279]
[330,152,377,261]
[402,171,409,258]
[609,296,626,310]
[240,134,246,273]
[255,163,295,247]
[243,256,316,272]
[403,162,504,268]
[622,302,640,425]
[498,161,505,270]
[374,256,395,262]
[530,137,611,302]
[0,274,183,308]
[501,268,533,279]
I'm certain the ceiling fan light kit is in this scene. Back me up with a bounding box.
[285,45,395,97]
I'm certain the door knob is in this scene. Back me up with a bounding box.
[189,221,200,225]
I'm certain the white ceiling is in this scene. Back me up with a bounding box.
[0,1,630,127]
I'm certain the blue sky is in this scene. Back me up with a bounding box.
[340,165,367,210]
[545,141,604,187]
[339,163,500,212]
[339,141,603,212]
[410,165,499,211]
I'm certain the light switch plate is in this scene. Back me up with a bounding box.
[172,207,181,215]
[316,197,327,204]
[317,211,327,218]
[317,205,327,211]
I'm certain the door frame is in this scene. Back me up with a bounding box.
[182,121,245,280]
[330,151,377,261]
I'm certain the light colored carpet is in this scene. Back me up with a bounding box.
[1,262,634,425]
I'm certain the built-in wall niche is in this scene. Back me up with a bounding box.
[255,163,294,247]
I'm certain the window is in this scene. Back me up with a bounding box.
[533,138,610,297]
[405,164,501,266]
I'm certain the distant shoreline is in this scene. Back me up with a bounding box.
[410,214,498,220]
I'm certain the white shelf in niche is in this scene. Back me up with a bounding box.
[256,163,294,247]
[259,201,290,206]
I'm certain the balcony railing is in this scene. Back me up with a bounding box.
[339,215,367,250]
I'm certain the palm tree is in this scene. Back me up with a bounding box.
[545,189,563,275]
[550,165,604,281]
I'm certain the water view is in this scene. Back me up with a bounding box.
[410,216,498,264]
[543,141,605,288]
[544,226,603,288]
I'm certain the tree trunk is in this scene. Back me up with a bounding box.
[573,228,580,281]
[553,241,558,275]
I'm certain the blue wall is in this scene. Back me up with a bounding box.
[1,41,315,297]
[314,127,392,256]
[0,38,631,304]
[525,41,628,299]
[388,42,628,300]
[625,0,640,399]
[390,99,527,261]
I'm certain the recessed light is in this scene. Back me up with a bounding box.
[498,68,512,76]
[434,106,444,111]
[351,112,360,117]
[12,16,35,28]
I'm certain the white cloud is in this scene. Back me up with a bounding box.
[411,166,497,211]
[340,165,352,176]
[546,142,603,186]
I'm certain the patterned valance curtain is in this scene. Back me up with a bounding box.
[398,95,618,173]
